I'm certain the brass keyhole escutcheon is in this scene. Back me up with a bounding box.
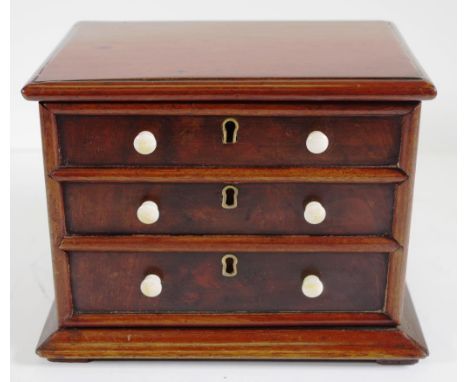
[221,254,238,277]
[222,185,238,209]
[222,118,239,144]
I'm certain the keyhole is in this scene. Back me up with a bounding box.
[222,118,239,144]
[221,254,238,277]
[222,185,239,209]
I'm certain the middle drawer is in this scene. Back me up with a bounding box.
[63,183,394,235]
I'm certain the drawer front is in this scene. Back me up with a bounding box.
[63,183,394,235]
[57,115,401,167]
[70,252,388,313]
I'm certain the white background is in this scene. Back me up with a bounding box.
[11,1,457,381]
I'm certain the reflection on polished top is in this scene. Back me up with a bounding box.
[22,21,436,101]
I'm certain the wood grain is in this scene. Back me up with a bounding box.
[64,312,393,328]
[22,80,437,102]
[31,22,430,81]
[62,183,395,235]
[22,22,436,101]
[43,101,419,116]
[57,114,402,167]
[51,167,408,183]
[24,21,435,363]
[69,251,388,314]
[36,288,427,361]
[59,235,401,253]
[39,104,73,325]
[386,103,421,322]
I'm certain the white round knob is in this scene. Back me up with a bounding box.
[306,131,329,154]
[304,201,326,224]
[302,275,324,298]
[137,201,160,224]
[140,274,162,297]
[134,131,157,155]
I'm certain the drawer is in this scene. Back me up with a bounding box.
[63,183,394,235]
[57,115,401,167]
[70,252,388,314]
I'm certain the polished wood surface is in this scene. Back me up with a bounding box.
[70,251,387,314]
[58,114,401,167]
[51,167,408,183]
[39,104,72,325]
[24,22,434,363]
[32,96,425,361]
[35,101,418,325]
[36,288,427,362]
[386,103,422,321]
[22,22,436,101]
[42,100,420,116]
[63,237,398,327]
[63,183,394,235]
[31,22,428,80]
[60,235,400,253]
[64,311,393,328]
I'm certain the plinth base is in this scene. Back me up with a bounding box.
[37,288,427,364]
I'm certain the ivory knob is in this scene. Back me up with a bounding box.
[134,131,157,155]
[137,201,160,224]
[306,131,329,154]
[140,274,162,297]
[304,201,326,224]
[302,275,324,298]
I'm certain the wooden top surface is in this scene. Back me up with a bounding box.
[22,21,436,101]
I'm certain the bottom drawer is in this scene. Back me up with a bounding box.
[70,252,388,314]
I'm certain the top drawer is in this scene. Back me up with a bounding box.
[56,114,402,167]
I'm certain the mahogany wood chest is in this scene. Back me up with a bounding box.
[22,21,436,363]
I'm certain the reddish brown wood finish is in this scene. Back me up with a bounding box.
[43,101,419,116]
[22,22,436,101]
[70,251,387,314]
[64,311,393,328]
[51,167,407,184]
[32,100,424,360]
[63,183,395,235]
[36,289,427,362]
[21,80,437,102]
[386,104,422,322]
[39,104,73,325]
[35,102,410,330]
[30,22,430,81]
[60,235,399,327]
[57,114,402,167]
[59,235,400,253]
[23,22,435,363]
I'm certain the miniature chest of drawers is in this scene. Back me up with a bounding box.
[23,21,436,364]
